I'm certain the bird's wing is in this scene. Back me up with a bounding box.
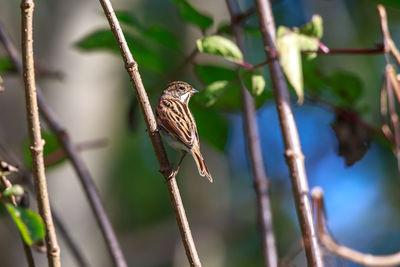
[156,99,196,149]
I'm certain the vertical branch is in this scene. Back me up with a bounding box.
[97,0,202,266]
[225,0,278,266]
[0,24,127,267]
[0,174,36,267]
[253,0,324,266]
[20,0,61,266]
[385,66,400,170]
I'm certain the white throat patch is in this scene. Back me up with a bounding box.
[180,92,191,103]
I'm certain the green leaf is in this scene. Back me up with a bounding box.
[194,64,272,110]
[241,69,266,96]
[0,58,13,72]
[196,80,230,107]
[3,185,24,197]
[75,29,165,72]
[115,11,143,30]
[325,71,364,107]
[276,26,319,104]
[194,64,236,84]
[191,104,228,151]
[217,22,232,36]
[299,14,323,39]
[5,204,45,245]
[197,35,243,62]
[374,0,400,9]
[23,132,62,168]
[172,0,213,31]
[144,26,181,52]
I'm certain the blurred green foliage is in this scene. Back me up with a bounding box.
[5,204,45,246]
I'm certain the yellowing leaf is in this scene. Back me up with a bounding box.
[197,35,243,62]
[277,31,303,103]
[299,14,323,39]
[276,27,319,104]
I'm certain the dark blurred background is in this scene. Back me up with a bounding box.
[1,0,400,266]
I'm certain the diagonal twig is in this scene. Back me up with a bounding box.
[0,20,127,267]
[0,171,36,267]
[20,0,61,266]
[97,0,202,266]
[0,141,90,267]
[226,0,278,266]
[311,187,400,266]
[253,0,324,266]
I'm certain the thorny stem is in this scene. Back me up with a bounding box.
[312,187,400,266]
[97,0,202,266]
[20,0,61,266]
[0,22,126,267]
[0,174,36,267]
[226,0,278,266]
[254,0,324,266]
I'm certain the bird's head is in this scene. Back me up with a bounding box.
[162,81,198,103]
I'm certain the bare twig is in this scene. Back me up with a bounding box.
[226,0,277,266]
[97,0,202,266]
[0,173,36,267]
[232,7,255,23]
[385,66,400,171]
[303,46,385,55]
[20,1,61,266]
[305,95,390,144]
[311,187,400,266]
[52,210,90,267]
[44,138,107,167]
[254,0,324,266]
[0,143,90,267]
[0,23,127,267]
[378,5,400,68]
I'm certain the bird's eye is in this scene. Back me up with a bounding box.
[179,86,185,91]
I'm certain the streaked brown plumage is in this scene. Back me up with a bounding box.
[156,81,213,182]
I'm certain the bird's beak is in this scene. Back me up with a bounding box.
[191,88,199,94]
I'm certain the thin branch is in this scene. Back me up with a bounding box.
[97,0,202,266]
[44,138,107,167]
[232,7,255,23]
[253,0,324,266]
[0,173,36,267]
[385,66,400,171]
[303,45,385,55]
[378,5,400,68]
[226,0,278,266]
[0,23,127,267]
[0,143,90,267]
[311,187,400,266]
[305,95,391,144]
[52,210,90,267]
[20,1,61,266]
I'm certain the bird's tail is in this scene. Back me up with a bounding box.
[191,149,213,183]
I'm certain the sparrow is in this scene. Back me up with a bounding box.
[156,81,213,182]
